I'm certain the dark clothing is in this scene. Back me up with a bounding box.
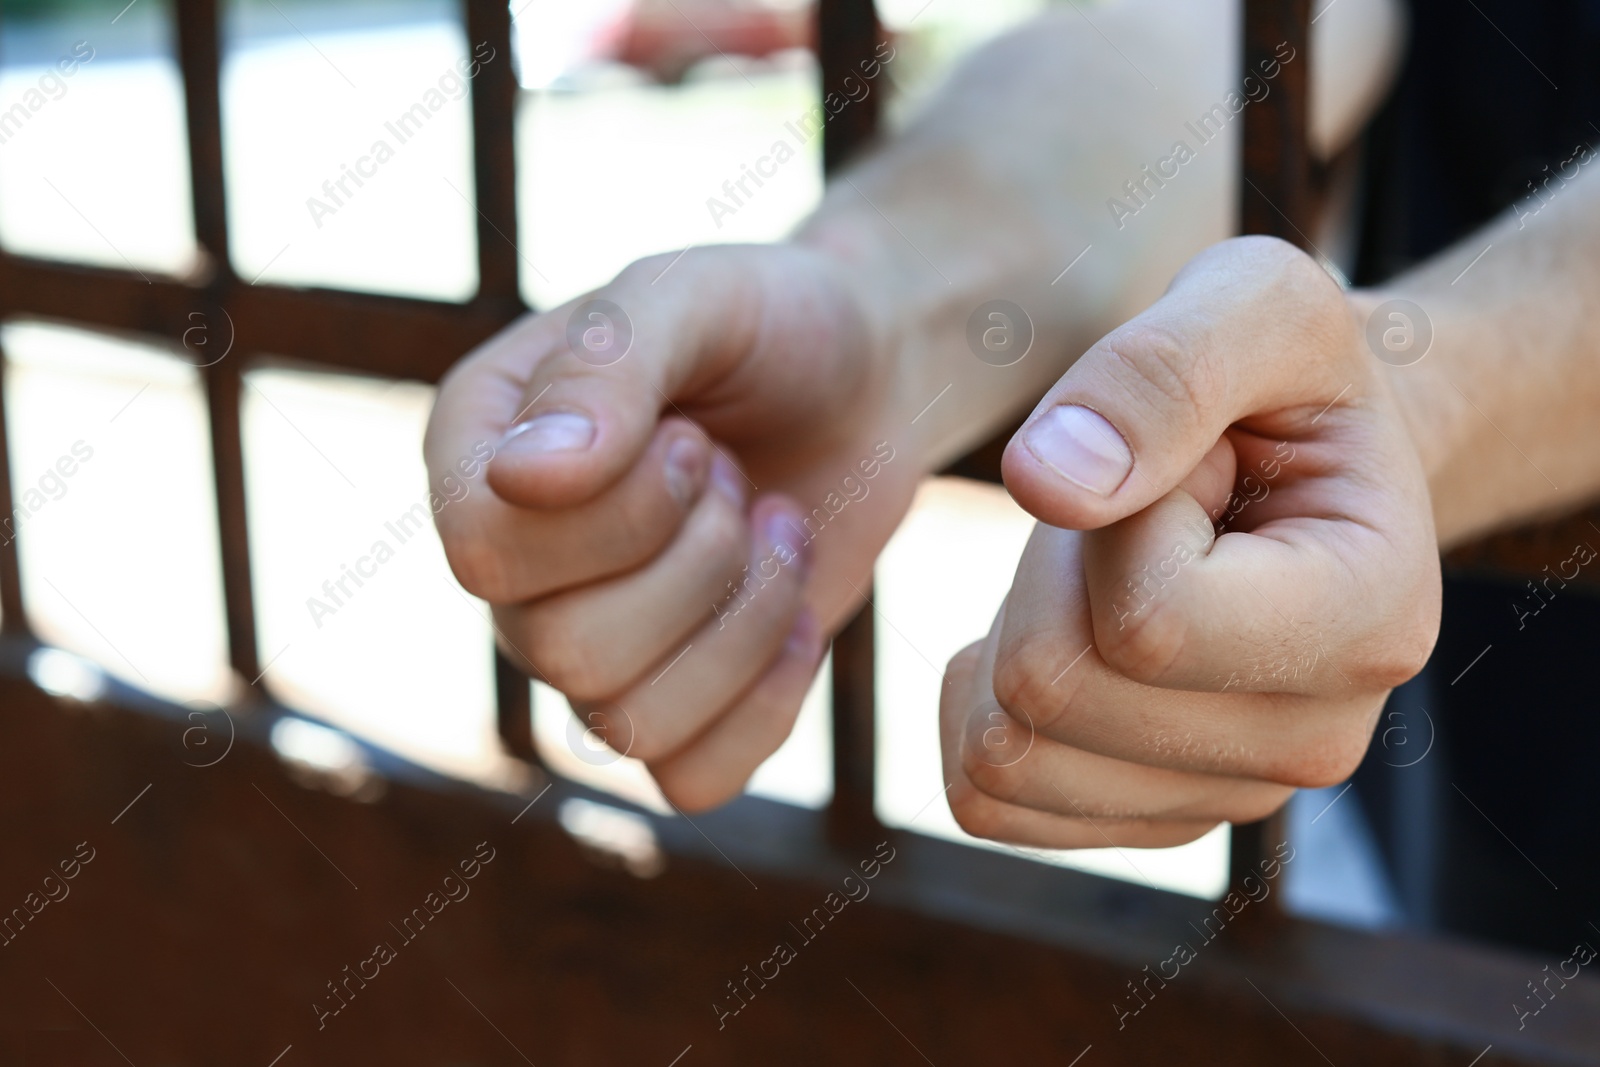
[1352,0,1600,955]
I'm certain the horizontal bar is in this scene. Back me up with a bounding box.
[0,254,515,384]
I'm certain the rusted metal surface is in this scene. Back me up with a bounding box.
[0,346,26,637]
[2,660,1596,1064]
[1228,0,1313,910]
[816,0,882,175]
[827,600,878,846]
[462,0,525,314]
[0,0,1592,1060]
[0,254,510,386]
[1239,0,1313,240]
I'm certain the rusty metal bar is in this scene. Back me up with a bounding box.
[1239,0,1313,239]
[0,344,27,638]
[818,0,883,842]
[828,601,878,844]
[1231,0,1311,910]
[817,0,882,175]
[461,0,540,763]
[174,0,231,270]
[463,0,525,313]
[176,0,261,682]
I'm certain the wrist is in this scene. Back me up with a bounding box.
[792,214,945,475]
[1348,286,1468,545]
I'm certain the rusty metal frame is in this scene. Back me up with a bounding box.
[0,0,1593,1063]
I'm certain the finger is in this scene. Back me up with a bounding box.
[958,701,1292,823]
[648,610,825,811]
[579,496,811,762]
[445,255,766,510]
[1082,425,1435,694]
[941,632,1218,849]
[492,454,749,701]
[437,417,717,603]
[996,524,1386,787]
[1001,236,1351,530]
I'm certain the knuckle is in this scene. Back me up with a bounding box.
[1269,730,1370,789]
[520,609,614,703]
[652,767,735,813]
[440,525,513,602]
[992,629,1073,733]
[1104,321,1215,423]
[947,781,1010,842]
[1096,591,1189,686]
[960,739,1026,805]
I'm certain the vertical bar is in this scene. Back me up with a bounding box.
[1232,0,1311,910]
[495,649,539,765]
[818,0,883,844]
[465,0,537,759]
[1239,0,1312,240]
[177,0,260,683]
[817,0,883,174]
[463,0,525,312]
[829,601,878,844]
[0,345,29,637]
[174,0,231,268]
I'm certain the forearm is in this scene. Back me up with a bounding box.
[1373,155,1600,549]
[794,0,1403,472]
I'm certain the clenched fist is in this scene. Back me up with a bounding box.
[425,244,922,810]
[943,237,1442,847]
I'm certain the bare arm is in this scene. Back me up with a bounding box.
[1372,157,1600,548]
[800,0,1405,471]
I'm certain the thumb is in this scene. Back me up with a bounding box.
[1000,236,1344,530]
[464,252,765,509]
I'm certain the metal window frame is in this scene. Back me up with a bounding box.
[0,0,1595,1062]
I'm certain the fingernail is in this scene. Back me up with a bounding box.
[664,437,709,508]
[711,452,747,509]
[766,509,807,575]
[1023,405,1132,496]
[499,411,595,457]
[785,608,817,657]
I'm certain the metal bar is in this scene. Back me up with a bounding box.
[817,0,882,843]
[462,0,525,313]
[816,0,882,174]
[494,648,538,765]
[1232,0,1311,913]
[174,0,231,269]
[828,600,878,844]
[1239,0,1313,240]
[462,0,538,761]
[0,345,28,638]
[0,255,509,385]
[175,0,261,682]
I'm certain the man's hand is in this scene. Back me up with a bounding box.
[425,244,922,810]
[941,237,1441,847]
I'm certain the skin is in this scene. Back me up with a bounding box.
[426,0,1600,833]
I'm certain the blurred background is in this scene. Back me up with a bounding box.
[0,0,1395,925]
